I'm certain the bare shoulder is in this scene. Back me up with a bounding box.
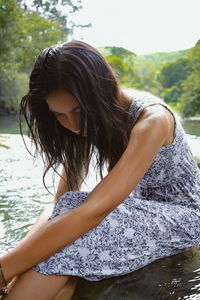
[130,104,175,147]
[138,104,174,123]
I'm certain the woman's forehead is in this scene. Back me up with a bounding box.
[46,90,79,111]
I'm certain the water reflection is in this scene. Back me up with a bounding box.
[181,120,200,138]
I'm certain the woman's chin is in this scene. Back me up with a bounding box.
[73,130,87,137]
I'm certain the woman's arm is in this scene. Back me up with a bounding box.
[25,165,83,238]
[1,105,173,283]
[0,165,84,290]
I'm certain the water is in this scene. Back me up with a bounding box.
[181,119,200,138]
[0,116,200,299]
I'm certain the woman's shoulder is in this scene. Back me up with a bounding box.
[122,88,165,108]
[123,89,168,127]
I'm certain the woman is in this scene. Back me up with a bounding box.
[0,41,200,299]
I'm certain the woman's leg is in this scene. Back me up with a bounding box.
[3,269,73,300]
[53,277,78,300]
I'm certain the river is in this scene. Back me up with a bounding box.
[0,116,200,299]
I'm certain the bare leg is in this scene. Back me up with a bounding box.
[53,277,78,300]
[3,269,72,300]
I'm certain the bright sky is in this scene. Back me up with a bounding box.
[70,0,200,54]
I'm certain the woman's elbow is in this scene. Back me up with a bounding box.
[84,203,113,226]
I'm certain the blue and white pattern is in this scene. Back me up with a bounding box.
[33,91,200,281]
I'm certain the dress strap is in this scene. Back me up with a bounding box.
[127,90,176,130]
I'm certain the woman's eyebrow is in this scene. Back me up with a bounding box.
[69,105,80,113]
[49,105,80,114]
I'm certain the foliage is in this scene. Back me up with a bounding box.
[99,46,141,88]
[157,40,200,117]
[106,56,128,83]
[0,0,199,118]
[100,46,136,59]
[179,71,200,117]
[158,58,191,89]
[134,60,161,95]
[133,49,190,97]
[179,40,200,117]
[158,58,192,104]
[160,86,182,104]
[134,49,189,66]
[0,0,22,64]
[0,68,28,114]
[102,43,199,117]
[15,11,65,72]
[20,0,91,37]
[0,0,85,114]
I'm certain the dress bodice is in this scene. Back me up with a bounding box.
[127,90,200,205]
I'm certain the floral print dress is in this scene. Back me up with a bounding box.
[33,91,200,281]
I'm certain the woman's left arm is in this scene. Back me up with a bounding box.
[0,105,173,283]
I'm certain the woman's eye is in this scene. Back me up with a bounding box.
[54,112,63,117]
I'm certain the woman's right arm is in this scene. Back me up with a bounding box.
[0,164,85,290]
[25,164,84,238]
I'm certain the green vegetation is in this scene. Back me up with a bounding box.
[100,42,200,117]
[0,0,88,114]
[0,1,199,117]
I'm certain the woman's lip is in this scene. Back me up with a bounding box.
[73,130,87,137]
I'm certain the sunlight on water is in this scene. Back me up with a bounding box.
[0,134,101,253]
[0,135,51,252]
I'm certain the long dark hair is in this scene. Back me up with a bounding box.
[20,41,133,190]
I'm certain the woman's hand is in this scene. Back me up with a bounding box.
[0,263,8,297]
[0,275,18,299]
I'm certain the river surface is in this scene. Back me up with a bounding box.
[0,116,200,299]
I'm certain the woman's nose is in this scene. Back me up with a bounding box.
[67,115,80,133]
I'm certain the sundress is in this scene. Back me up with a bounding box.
[32,90,200,281]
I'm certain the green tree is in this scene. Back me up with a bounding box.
[106,56,128,83]
[16,11,65,72]
[0,68,28,114]
[158,57,192,105]
[179,71,200,117]
[102,46,136,59]
[0,0,22,64]
[0,0,65,71]
[23,0,91,38]
[100,46,141,88]
[179,40,200,117]
[159,58,191,89]
[0,0,84,114]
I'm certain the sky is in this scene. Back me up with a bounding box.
[70,0,200,54]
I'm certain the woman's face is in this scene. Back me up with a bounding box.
[46,89,87,136]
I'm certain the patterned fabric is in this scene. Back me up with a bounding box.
[33,91,200,281]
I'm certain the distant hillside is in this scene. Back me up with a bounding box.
[98,45,193,99]
[99,45,190,71]
[134,49,190,68]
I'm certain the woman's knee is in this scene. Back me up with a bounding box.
[4,269,70,300]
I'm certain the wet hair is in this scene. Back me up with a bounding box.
[20,40,133,190]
